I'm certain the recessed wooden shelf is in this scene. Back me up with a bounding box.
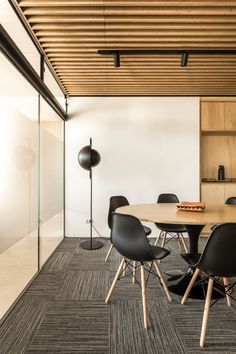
[202,180,236,183]
[202,130,236,135]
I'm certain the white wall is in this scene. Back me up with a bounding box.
[66,97,200,238]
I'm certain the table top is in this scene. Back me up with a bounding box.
[116,203,236,225]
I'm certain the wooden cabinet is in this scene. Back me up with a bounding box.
[225,102,236,130]
[201,102,224,131]
[201,100,236,132]
[200,98,236,235]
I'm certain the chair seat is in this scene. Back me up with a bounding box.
[150,245,170,260]
[155,222,186,233]
[181,252,201,266]
[142,225,151,236]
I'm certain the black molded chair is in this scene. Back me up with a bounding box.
[105,213,171,329]
[181,223,236,347]
[211,196,236,231]
[154,193,188,252]
[105,195,151,262]
[225,196,236,205]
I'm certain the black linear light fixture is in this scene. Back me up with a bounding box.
[98,49,236,68]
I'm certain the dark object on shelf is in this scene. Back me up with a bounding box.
[218,165,225,180]
[78,138,103,250]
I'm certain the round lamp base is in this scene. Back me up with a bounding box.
[80,239,103,250]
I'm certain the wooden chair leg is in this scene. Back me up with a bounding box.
[223,277,231,307]
[200,278,214,348]
[122,260,126,277]
[154,231,163,246]
[132,261,136,283]
[179,233,188,253]
[177,236,182,251]
[105,244,113,262]
[153,260,172,301]
[161,232,167,248]
[140,264,149,329]
[181,268,200,305]
[105,258,125,303]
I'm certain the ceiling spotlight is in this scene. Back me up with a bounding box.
[181,52,188,67]
[113,53,120,67]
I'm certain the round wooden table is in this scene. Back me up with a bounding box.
[116,203,236,299]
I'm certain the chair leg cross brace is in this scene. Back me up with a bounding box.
[105,258,171,329]
[155,231,188,252]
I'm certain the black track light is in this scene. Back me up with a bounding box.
[181,52,188,67]
[113,53,120,67]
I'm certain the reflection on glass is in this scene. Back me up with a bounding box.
[40,98,64,266]
[0,54,38,319]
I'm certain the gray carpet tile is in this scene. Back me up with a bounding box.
[1,237,236,354]
[168,299,236,353]
[42,251,73,273]
[56,270,110,301]
[57,237,80,252]
[68,252,110,271]
[110,299,187,354]
[27,301,110,354]
[0,298,49,354]
[23,272,64,299]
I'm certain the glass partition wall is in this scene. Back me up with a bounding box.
[0,53,65,320]
[40,98,64,266]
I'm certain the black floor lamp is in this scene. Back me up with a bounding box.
[78,138,103,250]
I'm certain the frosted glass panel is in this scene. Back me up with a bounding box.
[0,53,38,319]
[40,98,64,266]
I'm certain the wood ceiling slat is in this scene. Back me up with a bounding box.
[38,38,236,43]
[41,43,236,48]
[27,15,236,24]
[32,24,236,30]
[60,81,236,85]
[18,1,236,7]
[36,30,236,37]
[53,68,236,73]
[23,7,236,16]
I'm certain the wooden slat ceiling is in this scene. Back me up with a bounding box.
[16,0,236,96]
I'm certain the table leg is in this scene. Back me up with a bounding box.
[185,224,205,254]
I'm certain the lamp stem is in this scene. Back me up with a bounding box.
[90,167,92,248]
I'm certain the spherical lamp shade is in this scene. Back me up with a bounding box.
[78,145,101,170]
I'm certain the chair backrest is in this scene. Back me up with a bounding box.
[111,213,154,262]
[157,193,179,204]
[108,196,129,229]
[225,196,236,205]
[198,223,236,277]
[155,193,185,231]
